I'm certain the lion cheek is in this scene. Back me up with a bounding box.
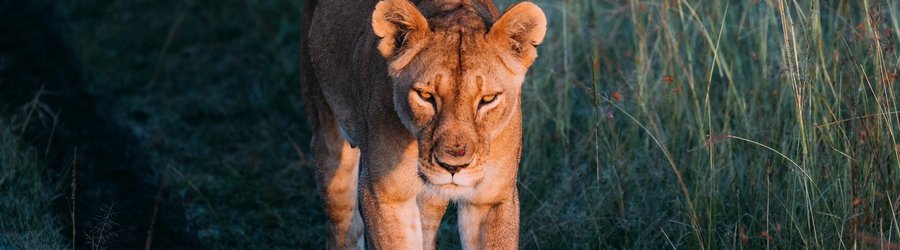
[393,94,416,132]
[393,96,433,136]
[478,112,511,141]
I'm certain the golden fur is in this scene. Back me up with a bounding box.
[301,0,546,248]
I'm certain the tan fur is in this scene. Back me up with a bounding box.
[302,0,546,248]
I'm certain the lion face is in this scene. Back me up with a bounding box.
[373,0,546,196]
[394,37,525,192]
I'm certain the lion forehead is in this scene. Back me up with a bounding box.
[411,34,508,87]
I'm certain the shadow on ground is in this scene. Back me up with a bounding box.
[0,1,198,248]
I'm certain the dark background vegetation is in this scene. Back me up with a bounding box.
[2,0,315,248]
[2,0,900,249]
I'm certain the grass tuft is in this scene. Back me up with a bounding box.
[0,121,66,249]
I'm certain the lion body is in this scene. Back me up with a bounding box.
[301,0,545,249]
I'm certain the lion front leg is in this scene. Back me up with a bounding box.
[458,189,520,250]
[308,101,365,250]
[357,140,425,249]
[418,191,449,250]
[312,133,365,249]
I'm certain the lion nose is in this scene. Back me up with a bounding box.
[445,144,467,157]
[435,144,473,174]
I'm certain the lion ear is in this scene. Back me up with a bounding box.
[488,2,547,69]
[372,0,430,72]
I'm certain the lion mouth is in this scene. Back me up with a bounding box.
[417,171,430,183]
[417,164,479,188]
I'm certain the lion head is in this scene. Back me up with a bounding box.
[372,0,546,196]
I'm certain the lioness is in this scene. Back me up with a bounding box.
[301,0,546,248]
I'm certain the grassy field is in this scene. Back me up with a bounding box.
[2,0,899,249]
[0,122,66,249]
[517,0,900,248]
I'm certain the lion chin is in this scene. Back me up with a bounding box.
[419,168,482,199]
[424,182,477,200]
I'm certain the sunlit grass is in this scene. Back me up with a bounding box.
[514,0,900,248]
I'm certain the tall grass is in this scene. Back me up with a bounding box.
[515,0,900,248]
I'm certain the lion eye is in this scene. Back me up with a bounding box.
[418,90,433,101]
[480,94,498,107]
